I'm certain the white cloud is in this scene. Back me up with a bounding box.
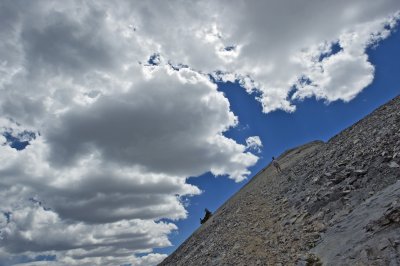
[292,13,400,103]
[0,0,399,265]
[246,136,263,154]
[2,202,173,266]
[123,0,400,112]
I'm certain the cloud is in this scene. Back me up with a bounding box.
[246,136,263,153]
[125,0,400,112]
[0,0,399,265]
[44,66,256,181]
[291,13,400,102]
[0,66,256,264]
[1,201,173,266]
[0,1,258,262]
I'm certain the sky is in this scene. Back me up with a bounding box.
[0,1,399,265]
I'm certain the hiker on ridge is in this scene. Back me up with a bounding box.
[272,156,282,173]
[200,208,212,224]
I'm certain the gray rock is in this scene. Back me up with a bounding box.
[354,169,367,176]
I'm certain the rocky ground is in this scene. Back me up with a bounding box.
[159,95,400,266]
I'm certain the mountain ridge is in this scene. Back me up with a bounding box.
[160,95,400,266]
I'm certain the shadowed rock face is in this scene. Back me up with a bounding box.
[159,95,400,266]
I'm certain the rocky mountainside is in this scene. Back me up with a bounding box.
[159,95,400,266]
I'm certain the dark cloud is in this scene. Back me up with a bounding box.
[21,8,115,76]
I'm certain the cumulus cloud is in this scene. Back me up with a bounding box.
[0,0,399,265]
[1,200,172,266]
[127,0,400,112]
[0,64,256,264]
[0,2,258,264]
[291,13,400,102]
[44,66,256,181]
[246,136,263,153]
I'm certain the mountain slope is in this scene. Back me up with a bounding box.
[160,95,400,266]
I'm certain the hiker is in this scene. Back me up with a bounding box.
[200,208,212,224]
[272,156,282,173]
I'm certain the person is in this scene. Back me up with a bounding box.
[200,208,212,224]
[272,156,282,173]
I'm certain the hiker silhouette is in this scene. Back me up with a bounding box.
[200,208,212,224]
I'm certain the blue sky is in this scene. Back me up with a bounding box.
[0,1,399,266]
[161,24,400,256]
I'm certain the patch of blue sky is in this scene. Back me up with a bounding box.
[2,131,36,151]
[318,42,343,62]
[147,53,161,66]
